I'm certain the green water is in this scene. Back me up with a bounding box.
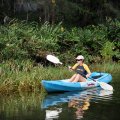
[0,73,120,120]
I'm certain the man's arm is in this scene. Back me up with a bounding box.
[83,64,91,78]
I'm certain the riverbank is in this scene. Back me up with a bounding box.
[0,20,120,95]
[0,61,120,96]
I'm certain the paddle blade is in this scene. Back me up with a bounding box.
[99,82,113,91]
[46,55,62,64]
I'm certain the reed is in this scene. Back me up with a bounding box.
[91,62,120,74]
[0,60,72,95]
[0,93,45,118]
[0,59,120,95]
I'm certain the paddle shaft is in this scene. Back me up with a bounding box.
[75,70,97,81]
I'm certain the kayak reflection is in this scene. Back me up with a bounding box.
[68,96,91,119]
[42,88,113,119]
[41,87,113,109]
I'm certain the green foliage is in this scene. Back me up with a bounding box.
[0,60,72,95]
[0,1,120,95]
[0,59,120,95]
[0,20,119,63]
[0,21,63,61]
[91,62,120,74]
[100,41,115,62]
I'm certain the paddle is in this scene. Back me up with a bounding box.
[46,54,113,91]
[79,72,113,91]
[46,55,63,64]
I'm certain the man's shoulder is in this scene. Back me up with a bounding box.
[83,63,88,67]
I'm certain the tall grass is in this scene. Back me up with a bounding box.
[0,60,72,95]
[91,62,120,74]
[0,59,120,95]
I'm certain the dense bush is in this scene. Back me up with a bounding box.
[0,19,120,94]
[0,20,119,65]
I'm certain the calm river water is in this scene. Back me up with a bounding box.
[0,73,120,120]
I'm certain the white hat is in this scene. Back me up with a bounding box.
[76,55,84,60]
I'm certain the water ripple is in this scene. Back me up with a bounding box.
[41,87,114,109]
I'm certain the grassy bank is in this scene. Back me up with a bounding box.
[91,62,120,74]
[0,60,120,95]
[0,60,71,95]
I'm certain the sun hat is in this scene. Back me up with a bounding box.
[76,55,84,60]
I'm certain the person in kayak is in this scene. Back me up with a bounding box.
[68,55,91,82]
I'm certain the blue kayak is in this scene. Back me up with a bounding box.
[41,72,112,93]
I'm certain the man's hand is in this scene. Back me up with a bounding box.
[86,73,91,78]
[68,66,72,71]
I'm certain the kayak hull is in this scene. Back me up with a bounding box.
[41,72,112,93]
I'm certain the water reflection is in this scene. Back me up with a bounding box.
[0,93,44,120]
[45,108,62,120]
[0,87,114,120]
[42,87,113,108]
[42,88,113,119]
[68,96,91,119]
